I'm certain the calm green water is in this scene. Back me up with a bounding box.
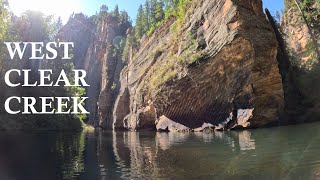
[1,122,320,180]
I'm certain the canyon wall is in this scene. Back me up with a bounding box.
[60,13,129,129]
[4,1,315,131]
[58,0,285,131]
[278,0,320,123]
[113,0,284,131]
[281,0,320,65]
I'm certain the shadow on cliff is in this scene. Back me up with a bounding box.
[266,8,320,125]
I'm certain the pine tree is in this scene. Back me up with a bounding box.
[98,4,108,22]
[113,5,120,20]
[100,4,108,12]
[163,0,179,18]
[164,0,179,9]
[150,0,158,25]
[119,11,132,35]
[135,5,144,40]
[275,11,281,22]
[154,0,164,23]
[122,33,133,63]
[120,11,130,25]
[142,0,150,33]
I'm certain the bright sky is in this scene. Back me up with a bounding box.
[263,0,285,15]
[8,0,284,24]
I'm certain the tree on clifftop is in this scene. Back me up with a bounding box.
[143,0,150,33]
[135,5,144,40]
[113,5,120,21]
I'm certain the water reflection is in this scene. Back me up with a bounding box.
[1,123,320,179]
[238,131,256,151]
[106,131,255,179]
[0,132,85,180]
[101,124,320,180]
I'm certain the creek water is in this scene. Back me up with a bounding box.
[1,122,320,180]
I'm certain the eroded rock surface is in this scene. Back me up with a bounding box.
[60,14,129,129]
[113,0,284,131]
[281,6,313,63]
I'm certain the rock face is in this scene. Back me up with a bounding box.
[281,5,313,64]
[156,116,190,132]
[60,13,128,129]
[281,0,320,64]
[278,0,320,123]
[113,0,284,131]
[59,14,100,126]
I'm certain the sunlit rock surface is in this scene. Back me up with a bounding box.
[60,13,128,129]
[156,115,190,132]
[60,0,284,131]
[113,0,284,131]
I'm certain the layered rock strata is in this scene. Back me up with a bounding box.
[113,0,284,131]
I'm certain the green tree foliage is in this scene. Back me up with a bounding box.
[275,11,281,22]
[100,4,108,12]
[164,0,179,18]
[142,0,150,33]
[113,5,120,21]
[300,0,320,28]
[0,8,88,128]
[96,5,132,62]
[135,5,144,40]
[133,0,189,42]
[148,0,164,35]
[150,0,158,25]
[120,11,130,25]
[119,10,132,35]
[120,0,189,63]
[280,0,320,120]
[0,2,133,130]
[0,0,9,75]
[154,0,164,23]
[122,32,133,62]
[173,0,189,31]
[97,4,108,23]
[0,0,8,41]
[134,0,166,41]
